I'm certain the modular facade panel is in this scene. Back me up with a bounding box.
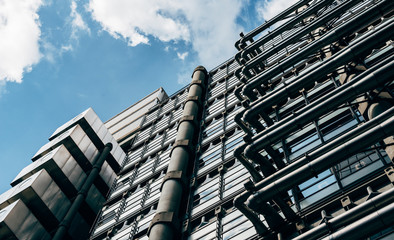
[0,200,51,240]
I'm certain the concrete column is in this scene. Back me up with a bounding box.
[148,66,207,240]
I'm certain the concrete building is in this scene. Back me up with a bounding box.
[0,0,393,239]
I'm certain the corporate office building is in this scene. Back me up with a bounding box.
[0,0,393,239]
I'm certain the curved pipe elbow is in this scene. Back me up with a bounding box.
[243,109,255,123]
[244,144,255,159]
[235,39,242,51]
[234,144,247,159]
[234,52,243,65]
[233,195,243,208]
[240,49,249,61]
[246,192,260,208]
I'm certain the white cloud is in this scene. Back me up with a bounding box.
[0,0,43,83]
[88,0,244,68]
[256,0,298,22]
[70,0,90,39]
[88,0,189,47]
[177,52,188,61]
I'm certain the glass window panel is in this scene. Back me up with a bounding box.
[156,148,171,171]
[198,145,222,174]
[134,127,152,145]
[177,90,189,105]
[301,174,337,198]
[289,134,321,161]
[224,164,249,183]
[341,160,384,187]
[188,221,217,240]
[160,99,176,114]
[226,225,256,240]
[299,170,332,191]
[136,211,156,233]
[111,224,133,240]
[142,111,159,127]
[227,75,239,89]
[300,182,340,209]
[195,177,219,196]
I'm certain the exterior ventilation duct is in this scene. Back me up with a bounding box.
[148,66,208,240]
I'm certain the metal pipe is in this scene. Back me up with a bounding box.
[234,0,312,51]
[233,193,268,235]
[243,48,394,138]
[238,0,335,64]
[246,115,394,210]
[244,51,394,156]
[233,145,291,231]
[294,187,394,240]
[321,202,394,240]
[235,145,263,182]
[241,0,394,101]
[53,143,113,240]
[234,107,394,213]
[241,0,364,78]
[148,66,207,240]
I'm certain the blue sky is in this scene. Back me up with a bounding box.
[0,0,295,193]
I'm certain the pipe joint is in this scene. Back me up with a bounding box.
[177,115,198,131]
[160,170,187,191]
[244,144,256,160]
[169,139,193,158]
[148,212,179,237]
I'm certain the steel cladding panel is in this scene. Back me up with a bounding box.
[0,200,51,240]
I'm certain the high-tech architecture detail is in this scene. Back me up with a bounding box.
[232,0,394,239]
[0,109,126,239]
[0,0,393,239]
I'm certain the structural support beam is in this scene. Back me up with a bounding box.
[148,66,208,240]
[53,143,113,240]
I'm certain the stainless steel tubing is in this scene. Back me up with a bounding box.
[234,107,394,232]
[238,0,335,64]
[241,0,394,101]
[294,187,394,240]
[241,0,364,78]
[235,0,312,51]
[246,115,394,210]
[244,54,394,157]
[321,202,394,240]
[251,107,393,195]
[243,42,394,136]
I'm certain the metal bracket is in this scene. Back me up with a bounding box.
[169,139,193,157]
[161,170,187,191]
[191,79,203,86]
[184,95,202,105]
[385,166,394,183]
[147,212,179,236]
[215,206,225,217]
[178,115,198,130]
[341,196,355,210]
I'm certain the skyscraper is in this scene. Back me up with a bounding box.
[1,0,393,239]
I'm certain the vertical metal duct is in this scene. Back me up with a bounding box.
[148,66,208,240]
[53,143,113,240]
